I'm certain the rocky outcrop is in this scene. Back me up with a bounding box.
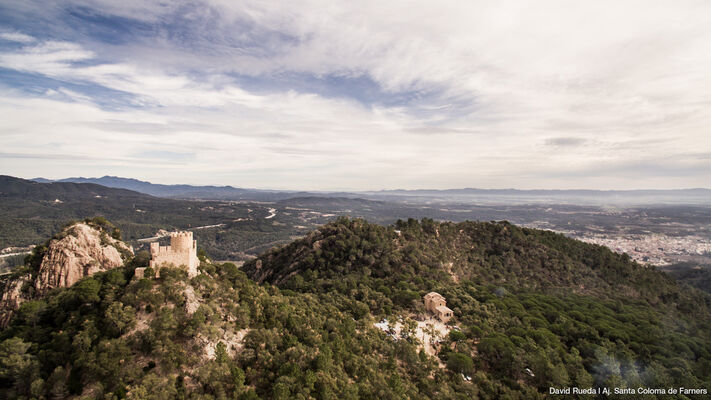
[0,274,31,327]
[1,222,134,327]
[0,222,135,327]
[34,223,133,293]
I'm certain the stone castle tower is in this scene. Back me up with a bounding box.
[149,231,199,277]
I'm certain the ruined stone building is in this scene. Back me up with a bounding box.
[145,231,199,278]
[424,292,453,323]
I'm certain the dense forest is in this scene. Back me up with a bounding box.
[244,218,711,398]
[1,244,521,399]
[662,262,711,294]
[1,217,709,399]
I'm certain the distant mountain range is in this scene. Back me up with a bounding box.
[32,175,315,201]
[1,175,147,201]
[31,175,711,205]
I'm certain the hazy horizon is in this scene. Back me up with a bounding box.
[15,174,711,193]
[2,1,711,190]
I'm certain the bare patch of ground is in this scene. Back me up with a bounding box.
[415,317,451,357]
[374,315,451,367]
[198,328,250,360]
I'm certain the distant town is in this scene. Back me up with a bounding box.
[553,231,711,266]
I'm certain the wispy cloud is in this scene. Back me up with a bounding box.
[545,137,587,147]
[0,31,35,43]
[0,0,710,189]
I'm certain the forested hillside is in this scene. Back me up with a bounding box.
[0,175,240,248]
[244,218,703,305]
[1,227,532,400]
[0,176,304,261]
[244,217,711,397]
[662,262,711,294]
[1,217,710,399]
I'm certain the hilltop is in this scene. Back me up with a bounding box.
[243,217,698,305]
[244,218,711,395]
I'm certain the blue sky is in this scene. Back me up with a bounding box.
[1,0,710,190]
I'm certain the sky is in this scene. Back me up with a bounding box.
[1,1,710,191]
